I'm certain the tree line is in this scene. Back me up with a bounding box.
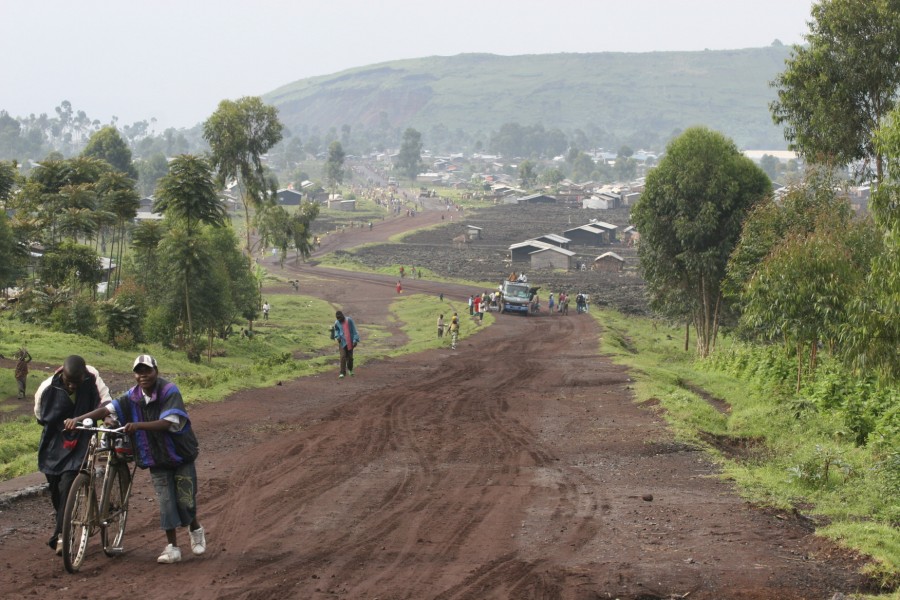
[0,97,319,362]
[632,0,898,454]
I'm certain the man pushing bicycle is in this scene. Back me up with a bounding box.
[66,354,206,564]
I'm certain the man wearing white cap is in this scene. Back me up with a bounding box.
[66,354,206,564]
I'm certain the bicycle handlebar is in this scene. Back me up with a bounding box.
[76,424,127,434]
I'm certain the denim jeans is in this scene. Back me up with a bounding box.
[150,462,197,530]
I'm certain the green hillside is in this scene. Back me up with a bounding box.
[264,45,793,150]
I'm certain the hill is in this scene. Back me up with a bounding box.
[264,45,793,151]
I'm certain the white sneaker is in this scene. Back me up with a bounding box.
[189,527,206,555]
[157,544,181,563]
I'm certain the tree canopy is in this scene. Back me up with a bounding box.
[82,126,138,178]
[631,127,770,357]
[840,106,900,385]
[154,155,226,236]
[770,0,900,180]
[203,97,283,254]
[397,128,423,180]
[324,141,345,192]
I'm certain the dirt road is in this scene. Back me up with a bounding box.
[0,211,873,599]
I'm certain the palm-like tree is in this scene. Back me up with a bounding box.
[96,171,139,294]
[153,155,226,341]
[154,155,225,236]
[130,220,166,289]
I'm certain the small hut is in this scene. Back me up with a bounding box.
[531,246,575,270]
[592,251,625,272]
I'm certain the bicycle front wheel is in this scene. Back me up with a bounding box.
[62,473,92,573]
[100,462,131,556]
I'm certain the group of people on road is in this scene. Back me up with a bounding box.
[540,291,589,315]
[34,354,206,565]
[467,292,496,322]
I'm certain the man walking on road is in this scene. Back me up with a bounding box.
[331,311,360,378]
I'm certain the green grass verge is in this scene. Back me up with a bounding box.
[594,309,899,594]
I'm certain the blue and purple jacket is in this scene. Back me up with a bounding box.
[111,377,199,469]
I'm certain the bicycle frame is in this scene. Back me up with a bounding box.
[61,425,136,573]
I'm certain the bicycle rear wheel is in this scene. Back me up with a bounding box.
[62,473,92,573]
[100,462,131,555]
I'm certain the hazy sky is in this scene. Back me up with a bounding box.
[2,0,815,131]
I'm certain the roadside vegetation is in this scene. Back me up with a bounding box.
[596,309,899,593]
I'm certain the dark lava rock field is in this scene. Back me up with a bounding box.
[342,203,650,315]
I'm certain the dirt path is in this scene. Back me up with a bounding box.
[0,210,873,599]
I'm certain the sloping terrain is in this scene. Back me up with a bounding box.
[265,47,793,149]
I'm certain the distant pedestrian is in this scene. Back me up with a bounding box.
[468,295,474,316]
[449,313,460,349]
[439,292,444,302]
[437,314,445,338]
[14,347,31,400]
[396,280,403,294]
[548,293,555,315]
[330,311,360,378]
[262,301,270,321]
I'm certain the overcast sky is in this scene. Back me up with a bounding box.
[2,0,815,131]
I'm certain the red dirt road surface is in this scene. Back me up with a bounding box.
[0,209,873,599]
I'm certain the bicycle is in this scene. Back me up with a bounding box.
[61,419,136,573]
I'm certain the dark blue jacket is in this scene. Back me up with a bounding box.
[37,370,103,475]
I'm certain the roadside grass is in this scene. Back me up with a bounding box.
[0,416,37,480]
[595,309,899,594]
[382,293,492,359]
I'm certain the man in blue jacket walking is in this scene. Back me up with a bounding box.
[331,310,360,378]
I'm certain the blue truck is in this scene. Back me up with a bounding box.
[500,280,535,315]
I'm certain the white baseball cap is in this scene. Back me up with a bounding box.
[132,354,158,371]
